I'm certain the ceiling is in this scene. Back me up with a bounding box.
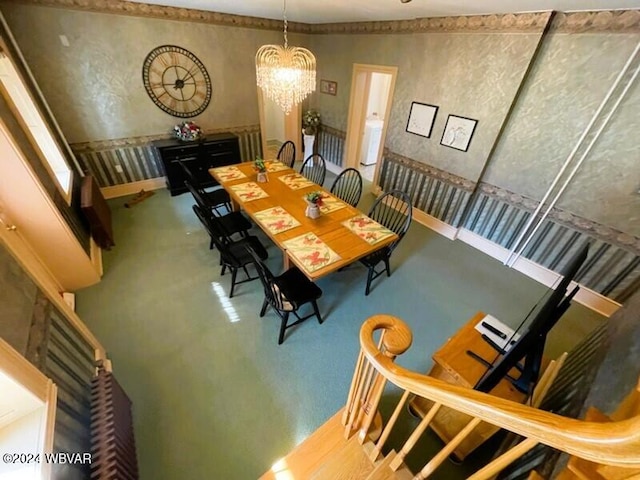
[127,0,640,24]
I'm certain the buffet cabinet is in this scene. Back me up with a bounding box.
[152,133,241,196]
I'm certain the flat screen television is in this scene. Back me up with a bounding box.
[474,242,590,395]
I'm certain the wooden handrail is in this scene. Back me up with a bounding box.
[359,316,640,468]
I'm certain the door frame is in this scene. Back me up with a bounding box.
[344,64,398,188]
[257,88,302,161]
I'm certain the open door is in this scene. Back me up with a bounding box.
[344,64,397,188]
[257,89,302,162]
[0,338,57,480]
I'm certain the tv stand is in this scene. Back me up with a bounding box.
[408,312,530,460]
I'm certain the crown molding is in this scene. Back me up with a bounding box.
[551,10,640,33]
[9,2,639,34]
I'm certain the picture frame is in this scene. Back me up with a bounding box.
[406,102,439,138]
[440,114,478,152]
[320,79,337,96]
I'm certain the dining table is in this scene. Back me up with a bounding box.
[209,160,398,281]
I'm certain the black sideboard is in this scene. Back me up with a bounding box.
[152,133,241,196]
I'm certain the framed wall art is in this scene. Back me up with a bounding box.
[406,102,439,138]
[320,79,337,96]
[440,114,478,152]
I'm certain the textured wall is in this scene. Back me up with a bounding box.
[0,3,292,142]
[309,31,542,182]
[484,32,640,236]
[0,243,37,354]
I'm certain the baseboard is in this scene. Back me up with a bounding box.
[456,228,620,317]
[100,177,166,199]
[411,208,458,240]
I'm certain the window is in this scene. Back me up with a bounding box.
[0,53,73,201]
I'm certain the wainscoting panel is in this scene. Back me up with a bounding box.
[378,152,640,304]
[464,189,640,304]
[378,152,473,227]
[71,126,262,188]
[317,125,345,167]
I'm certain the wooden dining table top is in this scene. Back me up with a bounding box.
[209,161,398,281]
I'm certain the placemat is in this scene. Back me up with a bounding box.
[229,182,269,202]
[254,207,301,234]
[278,173,315,190]
[210,165,247,182]
[300,192,346,214]
[265,160,290,173]
[342,215,396,245]
[283,232,341,273]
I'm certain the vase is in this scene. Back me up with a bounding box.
[303,134,316,162]
[257,171,268,183]
[305,203,321,219]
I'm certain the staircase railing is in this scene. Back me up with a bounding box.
[343,315,640,480]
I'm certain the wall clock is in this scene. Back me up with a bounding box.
[142,45,212,118]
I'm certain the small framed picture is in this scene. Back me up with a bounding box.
[440,114,478,152]
[406,102,439,138]
[320,79,337,96]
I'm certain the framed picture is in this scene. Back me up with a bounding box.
[406,102,439,138]
[440,114,478,152]
[320,79,337,96]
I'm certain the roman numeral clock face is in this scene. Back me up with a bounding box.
[142,45,212,118]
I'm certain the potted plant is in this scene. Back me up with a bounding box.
[254,157,268,182]
[302,110,320,157]
[305,190,323,219]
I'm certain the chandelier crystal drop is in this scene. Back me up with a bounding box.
[256,0,316,115]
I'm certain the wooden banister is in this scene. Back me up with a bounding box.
[358,315,640,469]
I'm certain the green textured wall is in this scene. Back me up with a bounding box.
[484,32,640,236]
[309,32,542,183]
[0,4,299,142]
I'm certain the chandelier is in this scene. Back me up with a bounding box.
[256,0,316,115]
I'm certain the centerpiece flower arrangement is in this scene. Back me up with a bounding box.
[302,110,320,136]
[173,121,202,141]
[254,157,268,182]
[305,190,324,219]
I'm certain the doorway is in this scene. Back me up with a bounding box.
[344,64,397,186]
[257,90,302,163]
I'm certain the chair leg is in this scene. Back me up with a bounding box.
[221,264,226,276]
[209,237,214,250]
[384,257,391,277]
[260,298,269,317]
[278,312,290,345]
[365,265,375,296]
[312,301,323,324]
[229,268,238,298]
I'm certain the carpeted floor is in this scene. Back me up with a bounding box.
[76,178,604,479]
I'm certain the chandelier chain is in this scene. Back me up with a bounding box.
[283,0,288,48]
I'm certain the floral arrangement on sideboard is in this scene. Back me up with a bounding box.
[302,110,320,136]
[173,121,202,141]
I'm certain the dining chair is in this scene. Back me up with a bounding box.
[300,154,327,186]
[359,190,413,296]
[178,160,231,213]
[193,205,268,297]
[330,167,363,207]
[246,247,323,345]
[277,140,296,168]
[186,181,251,244]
